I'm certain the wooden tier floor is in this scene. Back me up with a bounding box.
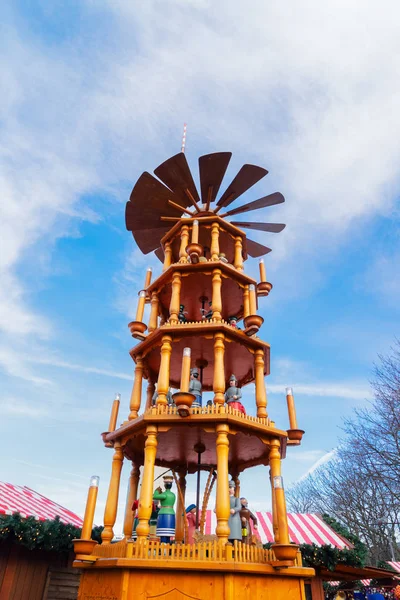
[105,406,288,472]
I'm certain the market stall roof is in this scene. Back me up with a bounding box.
[0,481,83,528]
[388,561,400,573]
[318,565,399,582]
[205,511,352,548]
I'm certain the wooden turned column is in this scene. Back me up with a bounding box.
[101,442,124,544]
[148,292,159,333]
[233,236,243,271]
[163,242,172,271]
[210,222,220,261]
[174,469,187,543]
[156,335,172,407]
[243,285,250,318]
[169,271,182,324]
[129,355,143,420]
[123,463,140,538]
[136,426,158,540]
[179,225,190,263]
[270,468,279,543]
[145,380,156,411]
[269,438,290,546]
[231,471,240,498]
[254,349,268,419]
[211,268,222,321]
[215,424,230,543]
[213,332,225,406]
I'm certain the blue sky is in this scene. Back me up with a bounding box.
[1,0,399,530]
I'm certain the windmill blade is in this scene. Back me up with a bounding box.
[198,152,232,207]
[132,227,171,255]
[246,238,272,258]
[126,172,180,232]
[154,247,164,262]
[221,192,285,218]
[230,222,286,233]
[154,152,201,208]
[216,164,268,209]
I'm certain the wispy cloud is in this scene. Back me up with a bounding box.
[0,398,50,418]
[298,449,337,481]
[26,355,132,381]
[268,382,371,400]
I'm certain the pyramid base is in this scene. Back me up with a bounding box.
[76,565,311,600]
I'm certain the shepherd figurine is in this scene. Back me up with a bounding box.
[225,374,246,415]
[189,367,202,408]
[153,475,176,544]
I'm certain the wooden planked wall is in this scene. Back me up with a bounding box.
[0,540,69,600]
[43,568,81,600]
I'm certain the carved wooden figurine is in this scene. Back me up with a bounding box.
[239,497,258,545]
[228,480,242,543]
[189,367,202,407]
[178,304,187,323]
[185,504,197,544]
[225,374,246,415]
[153,475,176,544]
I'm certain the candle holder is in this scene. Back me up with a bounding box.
[244,314,264,336]
[257,281,273,297]
[172,391,196,417]
[287,429,305,442]
[272,543,299,562]
[128,320,147,340]
[186,242,203,264]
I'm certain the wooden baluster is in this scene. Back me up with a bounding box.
[179,225,190,263]
[254,349,268,419]
[163,242,172,271]
[156,335,172,407]
[136,426,158,540]
[148,291,159,333]
[213,332,225,406]
[233,236,243,271]
[102,442,124,544]
[211,268,222,321]
[210,222,220,261]
[123,463,140,538]
[243,285,250,318]
[169,271,182,323]
[129,355,143,419]
[215,424,230,544]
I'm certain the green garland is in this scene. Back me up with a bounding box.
[0,513,103,553]
[264,513,368,572]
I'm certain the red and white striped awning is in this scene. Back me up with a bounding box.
[0,482,83,528]
[388,562,400,573]
[204,511,352,548]
[329,580,371,586]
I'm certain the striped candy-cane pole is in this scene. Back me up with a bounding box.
[181,123,187,153]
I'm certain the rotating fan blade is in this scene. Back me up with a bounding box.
[154,247,164,262]
[221,192,285,218]
[154,152,201,208]
[216,164,268,209]
[133,227,171,255]
[230,222,286,233]
[126,172,180,232]
[198,152,232,206]
[246,238,272,257]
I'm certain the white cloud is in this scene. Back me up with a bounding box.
[298,448,337,481]
[268,381,371,400]
[0,397,50,418]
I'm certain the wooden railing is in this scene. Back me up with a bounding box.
[128,540,275,564]
[92,539,277,565]
[147,403,269,426]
